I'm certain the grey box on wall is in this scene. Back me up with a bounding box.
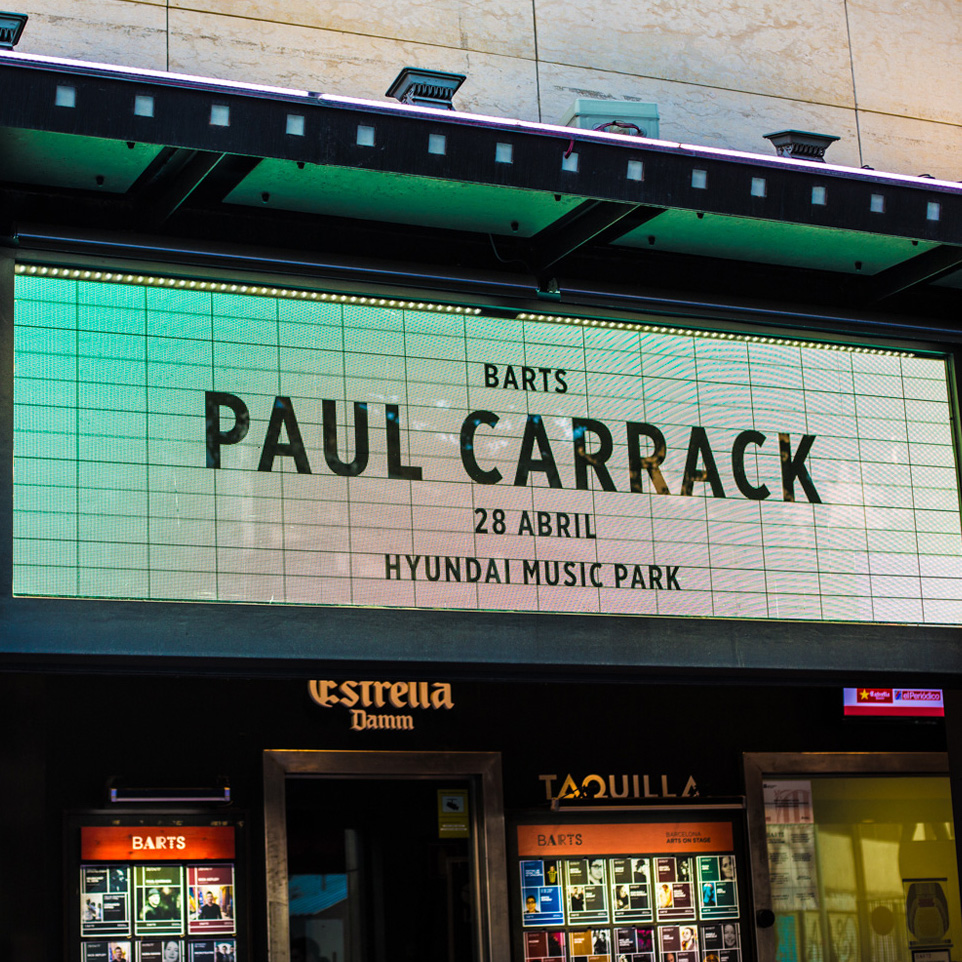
[560,99,660,138]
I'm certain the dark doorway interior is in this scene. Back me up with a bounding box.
[286,777,475,962]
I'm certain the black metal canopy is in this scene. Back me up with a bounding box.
[2,50,962,338]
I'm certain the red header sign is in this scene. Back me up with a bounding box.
[843,687,944,717]
[81,825,235,861]
[517,821,733,857]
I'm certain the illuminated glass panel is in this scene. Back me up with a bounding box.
[764,776,960,962]
[12,271,962,623]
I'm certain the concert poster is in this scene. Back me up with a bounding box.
[521,859,565,926]
[524,930,567,962]
[81,866,131,937]
[82,941,132,962]
[565,858,610,925]
[187,865,235,935]
[569,929,612,962]
[138,940,184,962]
[610,857,653,924]
[187,939,235,962]
[701,922,741,962]
[696,857,739,920]
[133,865,185,936]
[659,924,699,962]
[614,926,656,962]
[655,858,696,921]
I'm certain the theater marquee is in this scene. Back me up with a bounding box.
[12,269,962,624]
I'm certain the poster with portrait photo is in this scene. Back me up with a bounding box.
[655,858,695,921]
[701,922,740,962]
[569,928,612,962]
[524,930,567,962]
[187,865,235,935]
[659,924,699,962]
[82,940,132,962]
[81,865,131,937]
[521,859,565,926]
[565,859,610,925]
[614,926,656,962]
[610,858,652,924]
[134,865,185,936]
[138,940,184,962]
[188,938,236,962]
[696,857,738,920]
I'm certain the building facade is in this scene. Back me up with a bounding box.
[2,4,962,962]
[18,0,962,178]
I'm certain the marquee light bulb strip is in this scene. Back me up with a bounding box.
[15,263,915,357]
[15,264,481,315]
[515,312,912,357]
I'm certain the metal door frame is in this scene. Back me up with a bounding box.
[264,749,509,962]
[743,751,949,962]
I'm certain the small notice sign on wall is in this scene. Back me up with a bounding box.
[438,789,469,838]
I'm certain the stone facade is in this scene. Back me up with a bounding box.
[15,0,962,178]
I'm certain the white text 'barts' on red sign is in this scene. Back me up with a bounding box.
[81,826,236,861]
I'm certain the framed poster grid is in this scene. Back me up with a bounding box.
[65,811,247,962]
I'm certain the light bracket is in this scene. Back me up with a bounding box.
[386,67,466,110]
[0,12,27,49]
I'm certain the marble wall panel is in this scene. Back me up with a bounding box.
[856,110,962,182]
[533,0,856,109]
[537,63,862,166]
[168,9,540,118]
[847,0,962,124]
[17,1,959,182]
[168,0,537,61]
[16,0,167,71]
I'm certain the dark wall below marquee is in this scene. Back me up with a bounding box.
[2,671,948,962]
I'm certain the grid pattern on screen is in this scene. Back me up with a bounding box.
[12,275,962,624]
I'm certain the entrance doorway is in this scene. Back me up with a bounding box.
[264,751,509,962]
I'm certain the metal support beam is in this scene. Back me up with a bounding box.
[530,200,665,281]
[127,149,260,227]
[129,148,224,226]
[587,204,667,248]
[870,244,962,303]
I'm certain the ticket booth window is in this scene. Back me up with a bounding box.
[745,754,960,962]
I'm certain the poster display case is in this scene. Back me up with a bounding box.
[510,805,750,962]
[66,813,246,962]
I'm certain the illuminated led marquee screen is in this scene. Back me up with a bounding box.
[12,268,962,624]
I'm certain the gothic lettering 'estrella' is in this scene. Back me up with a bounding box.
[308,679,454,710]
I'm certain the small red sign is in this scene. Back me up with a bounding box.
[843,687,943,717]
[81,825,235,861]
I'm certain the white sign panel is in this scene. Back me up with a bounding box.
[12,272,962,624]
